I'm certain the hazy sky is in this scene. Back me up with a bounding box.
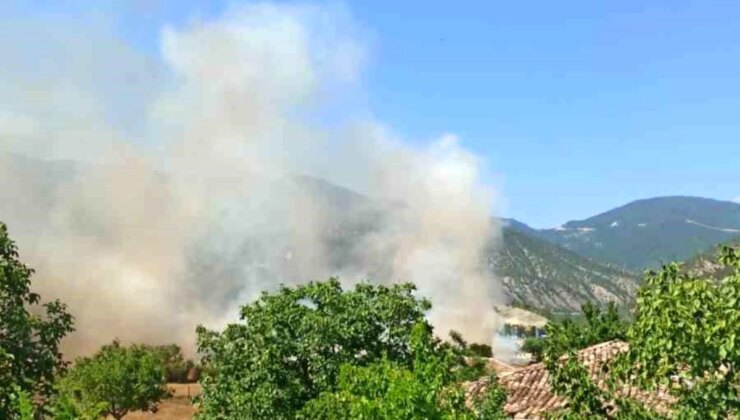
[4,0,740,228]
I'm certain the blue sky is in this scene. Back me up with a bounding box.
[5,0,740,228]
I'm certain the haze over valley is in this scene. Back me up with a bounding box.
[4,152,739,341]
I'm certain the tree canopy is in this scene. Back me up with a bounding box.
[299,323,506,420]
[56,340,170,420]
[0,222,74,418]
[142,344,199,383]
[195,278,505,419]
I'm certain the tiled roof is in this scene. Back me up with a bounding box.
[464,340,674,419]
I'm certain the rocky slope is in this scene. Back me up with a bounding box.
[682,234,740,279]
[490,227,640,311]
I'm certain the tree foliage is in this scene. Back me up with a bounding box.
[7,386,35,420]
[612,246,739,418]
[56,340,170,420]
[521,336,545,362]
[545,302,627,355]
[299,323,505,419]
[542,247,740,419]
[0,222,75,418]
[471,374,508,420]
[195,278,505,419]
[525,302,627,363]
[449,331,493,359]
[142,344,199,383]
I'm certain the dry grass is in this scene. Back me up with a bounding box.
[120,384,200,420]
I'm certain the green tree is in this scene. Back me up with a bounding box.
[542,247,739,419]
[468,343,493,358]
[142,344,197,383]
[612,246,739,418]
[544,302,627,355]
[523,301,626,363]
[299,323,499,419]
[7,386,35,420]
[448,331,492,358]
[58,340,170,420]
[195,278,502,419]
[47,389,107,420]
[0,222,75,418]
[521,336,545,362]
[299,323,507,420]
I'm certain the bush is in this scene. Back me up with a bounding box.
[56,340,170,420]
[0,222,74,418]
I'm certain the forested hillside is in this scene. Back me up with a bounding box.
[507,197,740,270]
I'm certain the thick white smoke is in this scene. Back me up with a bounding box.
[0,2,502,355]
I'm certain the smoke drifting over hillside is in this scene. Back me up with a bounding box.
[0,3,502,355]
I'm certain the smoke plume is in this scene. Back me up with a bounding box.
[0,2,503,355]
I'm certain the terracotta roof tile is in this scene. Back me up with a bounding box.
[464,340,674,419]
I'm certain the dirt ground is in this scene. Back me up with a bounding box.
[121,384,200,419]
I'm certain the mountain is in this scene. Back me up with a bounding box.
[537,197,740,270]
[501,218,540,237]
[682,234,740,279]
[490,227,640,312]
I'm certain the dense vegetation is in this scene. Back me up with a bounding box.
[0,222,74,418]
[194,278,504,419]
[299,323,507,419]
[53,341,170,419]
[143,344,200,383]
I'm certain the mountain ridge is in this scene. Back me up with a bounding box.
[505,196,740,270]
